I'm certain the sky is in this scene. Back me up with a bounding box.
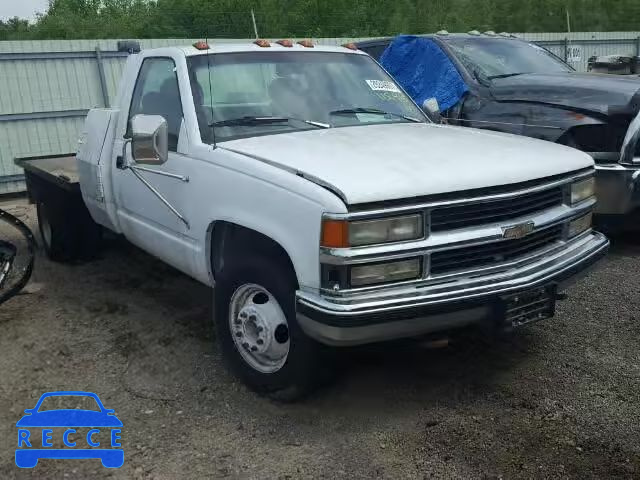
[0,0,49,21]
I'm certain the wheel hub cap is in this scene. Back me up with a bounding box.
[229,284,290,373]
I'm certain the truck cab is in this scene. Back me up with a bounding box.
[16,41,608,400]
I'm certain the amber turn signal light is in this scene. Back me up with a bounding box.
[321,220,349,248]
[297,39,315,48]
[276,39,294,47]
[254,39,271,48]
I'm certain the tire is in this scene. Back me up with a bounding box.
[77,210,103,260]
[36,200,102,262]
[215,256,334,401]
[37,201,78,262]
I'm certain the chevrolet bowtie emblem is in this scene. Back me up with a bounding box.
[502,221,535,240]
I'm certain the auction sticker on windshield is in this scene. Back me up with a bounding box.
[15,391,123,469]
[365,79,401,93]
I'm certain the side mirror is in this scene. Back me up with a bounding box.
[130,114,168,165]
[422,98,442,124]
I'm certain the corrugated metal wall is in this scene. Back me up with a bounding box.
[523,32,640,73]
[1,33,640,194]
[0,39,201,194]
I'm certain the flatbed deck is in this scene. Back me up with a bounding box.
[14,154,79,192]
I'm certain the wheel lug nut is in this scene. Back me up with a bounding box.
[240,312,247,319]
[249,315,256,322]
[257,339,264,345]
[251,346,258,352]
[256,326,264,333]
[235,332,242,337]
[242,342,249,349]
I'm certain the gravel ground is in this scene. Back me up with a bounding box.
[0,201,639,480]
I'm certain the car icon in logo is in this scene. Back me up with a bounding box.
[15,391,123,468]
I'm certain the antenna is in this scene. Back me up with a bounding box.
[565,7,572,64]
[251,9,259,39]
[205,33,217,148]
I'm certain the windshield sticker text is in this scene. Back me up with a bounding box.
[365,80,401,93]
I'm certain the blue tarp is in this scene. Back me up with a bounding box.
[380,35,468,111]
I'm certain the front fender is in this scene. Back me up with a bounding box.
[185,147,346,290]
[204,212,318,289]
[462,99,605,143]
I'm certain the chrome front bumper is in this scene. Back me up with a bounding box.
[594,108,640,216]
[594,163,640,215]
[296,232,609,346]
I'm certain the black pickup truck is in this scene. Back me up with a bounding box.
[358,34,640,228]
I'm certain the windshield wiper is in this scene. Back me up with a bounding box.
[210,116,330,129]
[329,107,422,123]
[473,69,492,87]
[487,72,529,80]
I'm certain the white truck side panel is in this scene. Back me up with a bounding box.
[181,144,347,289]
[77,108,121,233]
[101,49,346,290]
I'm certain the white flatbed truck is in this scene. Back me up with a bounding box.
[16,40,608,400]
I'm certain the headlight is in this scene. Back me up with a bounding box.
[321,215,423,248]
[570,177,595,205]
[350,258,422,287]
[568,212,592,238]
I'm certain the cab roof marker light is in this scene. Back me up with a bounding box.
[436,30,449,35]
[468,30,481,36]
[484,30,497,36]
[276,39,294,47]
[298,39,315,48]
[254,39,271,48]
[193,41,210,50]
[342,43,359,51]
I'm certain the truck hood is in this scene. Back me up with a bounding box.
[221,123,593,205]
[491,72,640,115]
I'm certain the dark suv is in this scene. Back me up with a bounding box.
[358,34,640,226]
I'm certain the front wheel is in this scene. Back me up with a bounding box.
[214,257,333,401]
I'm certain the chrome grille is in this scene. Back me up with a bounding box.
[430,187,564,232]
[430,225,563,276]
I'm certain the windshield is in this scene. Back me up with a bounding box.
[444,38,572,79]
[187,51,425,143]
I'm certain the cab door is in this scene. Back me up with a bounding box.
[112,56,196,275]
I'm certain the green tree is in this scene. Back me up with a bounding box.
[5,0,640,40]
[0,17,31,40]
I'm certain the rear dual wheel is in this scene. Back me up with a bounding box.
[36,200,101,262]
